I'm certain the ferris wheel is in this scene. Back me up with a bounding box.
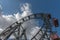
[0,13,59,40]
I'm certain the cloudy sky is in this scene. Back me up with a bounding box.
[0,0,60,39]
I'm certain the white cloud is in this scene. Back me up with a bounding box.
[0,3,45,40]
[14,12,21,20]
[0,28,3,34]
[0,3,32,29]
[21,3,32,17]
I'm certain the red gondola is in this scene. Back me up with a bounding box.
[52,18,59,27]
[50,32,59,40]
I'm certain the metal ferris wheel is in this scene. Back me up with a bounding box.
[0,13,59,40]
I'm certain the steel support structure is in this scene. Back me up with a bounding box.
[0,13,53,40]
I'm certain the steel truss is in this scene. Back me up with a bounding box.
[0,13,53,40]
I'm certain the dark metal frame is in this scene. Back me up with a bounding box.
[0,13,52,40]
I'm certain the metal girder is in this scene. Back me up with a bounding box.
[0,13,52,40]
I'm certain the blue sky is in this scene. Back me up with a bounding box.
[0,0,60,36]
